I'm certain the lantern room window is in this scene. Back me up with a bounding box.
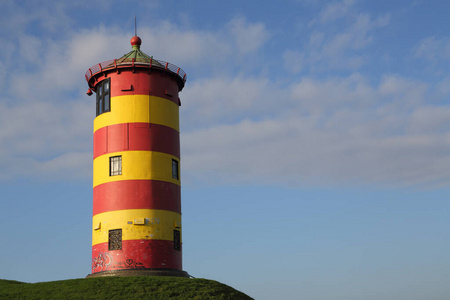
[96,78,110,116]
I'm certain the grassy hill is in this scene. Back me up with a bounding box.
[0,276,253,300]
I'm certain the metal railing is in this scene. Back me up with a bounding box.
[85,58,187,84]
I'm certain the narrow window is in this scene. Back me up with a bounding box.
[98,97,103,116]
[104,93,110,112]
[172,159,179,180]
[96,78,111,116]
[104,80,110,112]
[110,156,122,176]
[108,229,122,251]
[173,230,181,251]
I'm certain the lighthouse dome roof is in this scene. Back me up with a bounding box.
[115,36,164,67]
[85,36,186,91]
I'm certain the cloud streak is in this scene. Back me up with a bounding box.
[182,74,450,188]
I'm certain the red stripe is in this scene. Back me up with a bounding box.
[91,239,182,274]
[93,180,181,215]
[110,69,180,105]
[93,123,179,159]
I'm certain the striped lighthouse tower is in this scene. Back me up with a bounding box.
[85,36,188,277]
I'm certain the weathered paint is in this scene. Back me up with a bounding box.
[92,209,181,244]
[87,36,186,276]
[92,240,182,273]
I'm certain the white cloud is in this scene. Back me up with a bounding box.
[289,74,376,117]
[38,151,92,180]
[288,4,390,72]
[0,2,449,189]
[181,76,280,130]
[316,0,355,24]
[407,106,450,134]
[436,76,450,98]
[414,36,450,62]
[182,114,450,188]
[182,73,450,188]
[226,17,271,55]
[18,35,44,64]
[136,22,229,66]
[57,17,269,77]
[283,50,305,73]
[0,10,272,181]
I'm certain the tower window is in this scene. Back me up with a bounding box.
[173,230,181,251]
[108,229,122,251]
[172,159,179,180]
[96,78,110,116]
[110,156,122,176]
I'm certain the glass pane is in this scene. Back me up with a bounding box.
[98,98,103,114]
[110,156,122,176]
[114,160,119,174]
[173,230,181,251]
[172,159,178,179]
[110,159,114,175]
[104,94,110,112]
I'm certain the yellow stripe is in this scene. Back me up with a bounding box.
[93,95,179,132]
[92,209,181,245]
[93,150,180,188]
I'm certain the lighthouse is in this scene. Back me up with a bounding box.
[85,35,188,277]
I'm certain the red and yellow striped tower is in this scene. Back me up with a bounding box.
[85,36,188,277]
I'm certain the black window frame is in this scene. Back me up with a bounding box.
[108,229,122,251]
[173,229,181,251]
[110,155,122,176]
[96,78,111,116]
[172,159,179,180]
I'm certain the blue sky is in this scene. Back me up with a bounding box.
[1,1,450,299]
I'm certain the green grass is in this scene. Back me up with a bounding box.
[0,277,253,300]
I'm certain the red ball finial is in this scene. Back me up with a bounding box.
[130,36,142,47]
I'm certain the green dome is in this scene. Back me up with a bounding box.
[115,36,164,67]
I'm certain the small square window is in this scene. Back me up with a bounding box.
[110,156,122,176]
[172,159,179,180]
